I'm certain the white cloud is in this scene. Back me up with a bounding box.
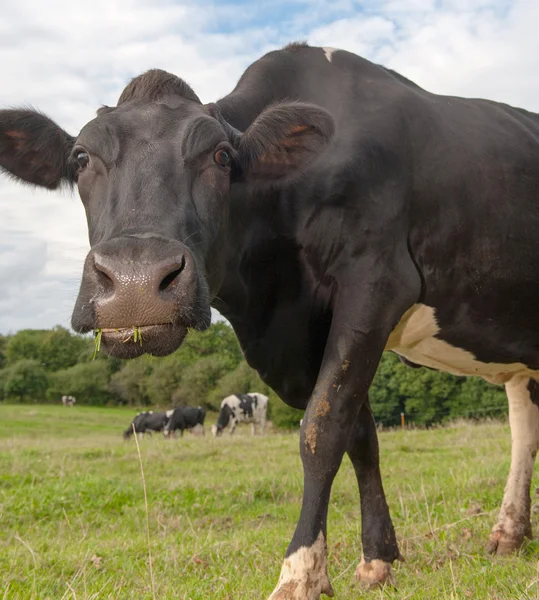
[0,0,537,333]
[309,0,539,110]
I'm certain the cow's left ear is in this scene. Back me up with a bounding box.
[237,102,334,182]
[0,109,76,190]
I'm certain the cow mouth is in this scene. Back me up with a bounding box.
[96,324,188,358]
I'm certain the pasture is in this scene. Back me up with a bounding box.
[1,405,539,599]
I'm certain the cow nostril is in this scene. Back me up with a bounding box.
[94,261,115,294]
[159,256,186,292]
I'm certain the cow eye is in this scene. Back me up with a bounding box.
[214,149,231,168]
[75,151,89,170]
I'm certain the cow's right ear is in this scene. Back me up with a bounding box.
[0,109,75,190]
[236,101,334,183]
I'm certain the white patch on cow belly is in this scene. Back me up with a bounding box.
[322,47,337,62]
[386,303,539,385]
[268,531,333,600]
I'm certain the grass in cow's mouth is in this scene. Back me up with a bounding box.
[93,328,103,360]
[132,326,143,346]
[92,327,143,358]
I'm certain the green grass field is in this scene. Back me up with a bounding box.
[1,405,539,599]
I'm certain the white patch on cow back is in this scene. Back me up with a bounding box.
[268,531,333,600]
[165,409,174,418]
[322,47,337,62]
[386,303,539,384]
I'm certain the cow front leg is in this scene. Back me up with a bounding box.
[487,376,539,555]
[267,260,419,600]
[347,400,401,588]
[268,326,393,599]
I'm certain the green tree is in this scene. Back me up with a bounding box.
[448,377,507,420]
[0,335,7,369]
[270,397,304,429]
[2,359,48,402]
[109,357,153,406]
[208,361,269,407]
[47,361,117,405]
[370,353,406,426]
[5,327,89,372]
[40,326,89,371]
[176,355,232,408]
[143,354,184,406]
[175,323,243,369]
[6,330,44,365]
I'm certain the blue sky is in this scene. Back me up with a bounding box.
[0,0,538,333]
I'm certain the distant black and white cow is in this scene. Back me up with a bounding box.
[164,406,206,437]
[123,410,169,439]
[211,393,268,436]
[61,395,76,407]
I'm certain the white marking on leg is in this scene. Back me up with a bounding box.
[268,531,333,600]
[322,47,337,62]
[488,376,539,554]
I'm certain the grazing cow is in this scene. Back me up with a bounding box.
[2,41,539,597]
[61,395,76,407]
[164,406,206,437]
[123,411,169,439]
[211,393,268,436]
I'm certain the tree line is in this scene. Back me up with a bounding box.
[0,324,507,428]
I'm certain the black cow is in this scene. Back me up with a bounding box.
[164,406,206,437]
[123,411,169,439]
[2,42,539,598]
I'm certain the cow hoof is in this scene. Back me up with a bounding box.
[268,578,334,600]
[269,532,333,599]
[355,558,395,589]
[486,527,526,555]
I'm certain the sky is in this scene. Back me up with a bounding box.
[0,0,538,333]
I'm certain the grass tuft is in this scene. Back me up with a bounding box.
[131,423,156,600]
[1,405,538,599]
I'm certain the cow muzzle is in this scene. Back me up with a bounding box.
[72,236,211,358]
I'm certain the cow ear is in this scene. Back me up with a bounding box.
[0,109,75,190]
[237,102,334,182]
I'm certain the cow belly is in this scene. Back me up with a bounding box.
[386,304,539,385]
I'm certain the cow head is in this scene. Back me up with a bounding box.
[211,424,223,437]
[0,70,334,358]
